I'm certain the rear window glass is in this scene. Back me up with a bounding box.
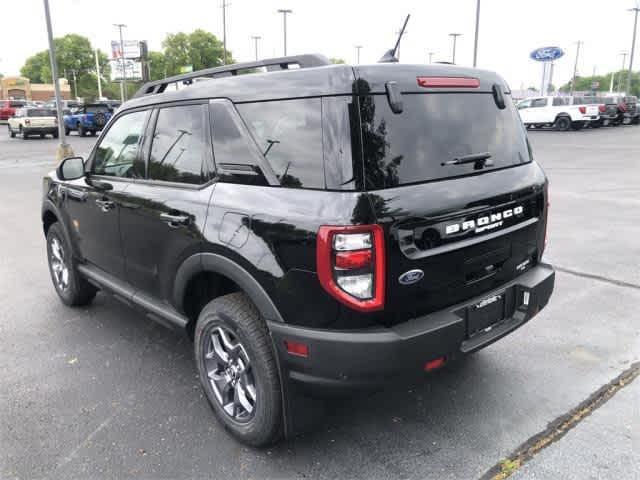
[237,98,324,189]
[86,105,110,114]
[27,109,55,117]
[10,101,26,108]
[360,93,531,189]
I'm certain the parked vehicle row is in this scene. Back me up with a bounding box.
[516,95,639,130]
[6,102,118,140]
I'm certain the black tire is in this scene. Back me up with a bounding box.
[46,223,97,307]
[89,130,96,136]
[8,125,16,138]
[591,120,602,128]
[570,122,584,131]
[631,116,640,125]
[554,116,571,131]
[194,292,282,447]
[53,130,59,138]
[78,123,86,137]
[65,126,71,136]
[21,128,29,139]
[40,133,45,138]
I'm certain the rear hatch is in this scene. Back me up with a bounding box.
[353,66,547,325]
[26,108,57,127]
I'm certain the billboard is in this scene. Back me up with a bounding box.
[111,40,141,60]
[110,59,143,81]
[529,47,565,62]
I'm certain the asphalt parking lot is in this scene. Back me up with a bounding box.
[1,126,639,480]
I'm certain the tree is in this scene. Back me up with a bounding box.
[20,34,111,100]
[162,29,232,76]
[148,51,167,81]
[559,70,640,96]
[330,57,346,64]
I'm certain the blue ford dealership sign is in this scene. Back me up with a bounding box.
[530,47,565,62]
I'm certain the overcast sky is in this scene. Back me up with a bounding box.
[1,0,639,91]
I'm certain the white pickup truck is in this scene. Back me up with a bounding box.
[516,96,599,131]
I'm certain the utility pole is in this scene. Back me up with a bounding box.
[94,49,103,100]
[113,23,127,102]
[449,33,462,64]
[355,45,362,64]
[473,0,481,67]
[277,9,292,56]
[626,7,639,95]
[251,36,261,61]
[222,1,229,64]
[570,40,582,95]
[428,51,434,64]
[42,0,73,161]
[71,69,78,99]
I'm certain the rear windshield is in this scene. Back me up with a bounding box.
[86,105,110,114]
[27,109,56,117]
[360,93,531,189]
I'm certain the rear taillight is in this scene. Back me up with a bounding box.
[416,76,480,88]
[579,106,586,114]
[598,104,606,113]
[619,103,627,112]
[316,225,385,312]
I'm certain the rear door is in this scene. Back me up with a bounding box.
[119,102,215,301]
[355,86,547,324]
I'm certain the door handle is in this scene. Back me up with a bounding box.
[95,198,115,212]
[160,213,190,227]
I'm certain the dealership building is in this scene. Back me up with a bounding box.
[0,76,71,102]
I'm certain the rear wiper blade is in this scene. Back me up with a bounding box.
[442,152,493,168]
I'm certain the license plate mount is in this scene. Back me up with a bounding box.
[467,292,505,338]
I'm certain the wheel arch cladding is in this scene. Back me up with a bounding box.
[174,253,285,327]
[42,209,58,235]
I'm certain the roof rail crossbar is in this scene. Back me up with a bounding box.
[133,54,331,98]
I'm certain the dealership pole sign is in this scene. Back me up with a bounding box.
[530,47,565,96]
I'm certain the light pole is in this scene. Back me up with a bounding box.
[42,0,73,161]
[113,23,127,102]
[570,40,582,95]
[222,1,229,64]
[618,51,628,92]
[626,7,639,94]
[449,33,462,64]
[251,36,261,61]
[428,51,435,64]
[277,9,292,56]
[355,45,362,64]
[473,0,481,67]
[94,49,103,100]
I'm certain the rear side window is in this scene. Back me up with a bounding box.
[148,104,211,185]
[237,98,324,189]
[86,105,110,114]
[359,93,531,189]
[552,97,566,106]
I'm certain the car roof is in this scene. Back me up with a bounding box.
[123,56,509,111]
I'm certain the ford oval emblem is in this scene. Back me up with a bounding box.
[399,269,424,285]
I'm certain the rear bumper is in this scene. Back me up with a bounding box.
[269,263,555,393]
[24,127,57,135]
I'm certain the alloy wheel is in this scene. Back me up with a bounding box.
[49,237,69,291]
[204,326,257,423]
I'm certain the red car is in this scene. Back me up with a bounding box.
[0,100,27,121]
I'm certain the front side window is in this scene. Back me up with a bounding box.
[148,104,210,185]
[237,98,324,189]
[93,110,148,178]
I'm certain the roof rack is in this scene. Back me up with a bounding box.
[133,54,331,98]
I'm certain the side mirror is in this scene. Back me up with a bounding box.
[57,156,85,181]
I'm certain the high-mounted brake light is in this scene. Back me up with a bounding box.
[417,76,480,88]
[317,225,385,312]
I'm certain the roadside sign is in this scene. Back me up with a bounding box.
[111,40,141,60]
[109,59,143,81]
[530,47,565,62]
[591,81,600,90]
[180,65,194,73]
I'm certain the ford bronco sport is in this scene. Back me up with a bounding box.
[42,53,554,446]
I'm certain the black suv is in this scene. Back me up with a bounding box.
[42,54,554,446]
